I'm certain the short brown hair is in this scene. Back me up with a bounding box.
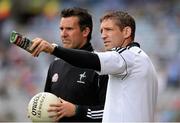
[61,7,93,42]
[100,11,136,40]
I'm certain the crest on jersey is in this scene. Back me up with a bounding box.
[52,73,58,82]
[77,72,86,84]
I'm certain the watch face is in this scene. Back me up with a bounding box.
[52,43,58,47]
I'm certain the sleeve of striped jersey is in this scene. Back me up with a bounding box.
[75,104,104,121]
[75,75,108,121]
[95,49,134,75]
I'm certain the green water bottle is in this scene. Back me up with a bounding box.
[10,31,34,53]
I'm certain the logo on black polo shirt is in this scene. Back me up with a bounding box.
[52,73,58,82]
[77,72,86,84]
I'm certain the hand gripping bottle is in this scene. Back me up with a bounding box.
[10,31,34,53]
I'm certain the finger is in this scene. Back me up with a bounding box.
[55,115,63,121]
[50,99,63,106]
[32,42,45,57]
[31,39,43,56]
[35,44,45,57]
[47,106,59,112]
[49,103,63,107]
[48,104,64,112]
[52,116,59,122]
[49,109,63,118]
[49,104,60,107]
[30,38,42,51]
[55,111,64,121]
[49,114,62,122]
[31,44,41,57]
[48,112,58,118]
[59,98,65,103]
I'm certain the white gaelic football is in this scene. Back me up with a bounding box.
[28,92,59,122]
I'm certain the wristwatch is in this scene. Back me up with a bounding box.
[51,43,58,54]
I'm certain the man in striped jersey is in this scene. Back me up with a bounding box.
[32,7,108,122]
[31,10,158,122]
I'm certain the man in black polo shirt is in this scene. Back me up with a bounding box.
[38,7,108,122]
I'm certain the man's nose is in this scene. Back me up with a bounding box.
[101,32,107,40]
[61,30,68,37]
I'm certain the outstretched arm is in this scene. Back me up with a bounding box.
[31,38,101,71]
[52,46,101,71]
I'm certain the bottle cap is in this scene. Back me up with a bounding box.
[10,31,19,43]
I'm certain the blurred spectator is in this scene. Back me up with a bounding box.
[167,55,180,88]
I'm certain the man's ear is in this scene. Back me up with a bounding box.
[123,26,132,39]
[83,27,90,37]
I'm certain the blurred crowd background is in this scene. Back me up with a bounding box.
[0,0,180,121]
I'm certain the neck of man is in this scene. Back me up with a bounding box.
[121,39,133,48]
[79,41,93,52]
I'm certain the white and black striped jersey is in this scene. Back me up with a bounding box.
[96,42,158,122]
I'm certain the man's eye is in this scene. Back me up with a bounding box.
[67,28,73,30]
